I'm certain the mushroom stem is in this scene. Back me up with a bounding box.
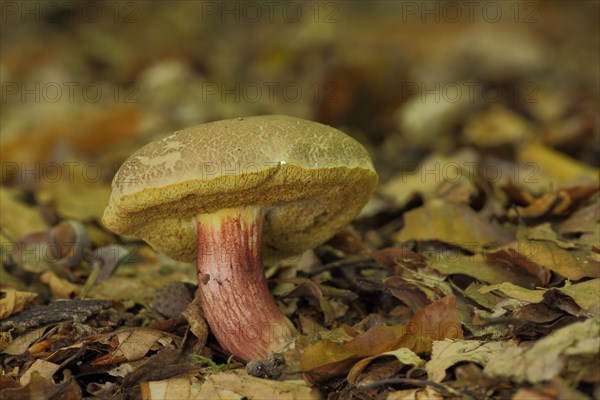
[195,206,296,361]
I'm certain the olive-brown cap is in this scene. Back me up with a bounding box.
[102,115,378,262]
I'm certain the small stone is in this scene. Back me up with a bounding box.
[246,359,268,378]
[264,353,286,380]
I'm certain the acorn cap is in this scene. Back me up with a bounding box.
[102,115,378,262]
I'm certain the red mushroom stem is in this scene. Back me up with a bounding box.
[195,206,296,361]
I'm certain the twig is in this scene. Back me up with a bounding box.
[357,377,461,397]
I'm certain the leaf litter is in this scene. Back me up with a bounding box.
[1,3,599,399]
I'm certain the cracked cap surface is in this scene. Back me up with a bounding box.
[102,115,378,262]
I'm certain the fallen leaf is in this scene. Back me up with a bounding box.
[347,347,424,384]
[428,253,539,288]
[92,328,180,365]
[486,240,600,282]
[387,387,444,400]
[396,199,513,252]
[557,279,600,315]
[20,359,60,386]
[426,339,517,382]
[197,371,321,400]
[558,203,599,235]
[382,149,479,208]
[0,288,38,319]
[38,162,112,222]
[462,105,533,147]
[301,296,462,383]
[0,374,81,400]
[182,297,208,354]
[0,187,48,252]
[140,376,204,400]
[2,327,48,356]
[517,142,599,187]
[484,316,600,383]
[480,282,546,304]
[40,271,80,299]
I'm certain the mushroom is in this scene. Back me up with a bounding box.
[102,115,378,361]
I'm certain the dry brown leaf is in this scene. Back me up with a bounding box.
[486,240,600,282]
[40,271,80,299]
[38,162,112,222]
[198,371,320,400]
[181,297,208,354]
[20,359,60,386]
[387,387,445,400]
[462,105,533,147]
[507,186,598,220]
[0,187,48,245]
[0,288,38,319]
[517,142,599,187]
[1,105,139,183]
[2,327,48,356]
[140,376,203,400]
[0,374,82,400]
[347,347,424,384]
[558,203,599,235]
[301,295,462,383]
[428,253,539,288]
[382,149,479,208]
[556,279,600,315]
[426,339,517,383]
[370,247,425,269]
[484,316,600,383]
[396,199,513,252]
[92,328,179,365]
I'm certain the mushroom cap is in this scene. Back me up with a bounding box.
[102,115,378,262]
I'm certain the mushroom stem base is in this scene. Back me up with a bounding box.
[195,206,296,361]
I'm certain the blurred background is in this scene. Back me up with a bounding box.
[2,1,598,185]
[1,3,599,397]
[1,0,599,263]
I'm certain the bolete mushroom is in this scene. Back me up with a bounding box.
[102,115,378,361]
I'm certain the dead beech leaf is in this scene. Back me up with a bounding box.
[0,288,38,319]
[20,359,60,386]
[1,105,139,185]
[558,203,599,235]
[197,371,320,400]
[181,297,208,354]
[381,149,480,208]
[370,247,425,269]
[39,163,112,222]
[387,387,444,400]
[0,187,48,247]
[426,339,517,383]
[486,240,600,282]
[140,376,203,400]
[462,105,533,147]
[2,326,48,356]
[396,199,513,251]
[92,328,179,365]
[301,295,462,383]
[555,279,600,315]
[507,185,598,220]
[517,142,599,186]
[0,374,82,400]
[484,316,600,383]
[40,271,80,299]
[428,253,538,288]
[347,347,424,384]
[480,282,546,304]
